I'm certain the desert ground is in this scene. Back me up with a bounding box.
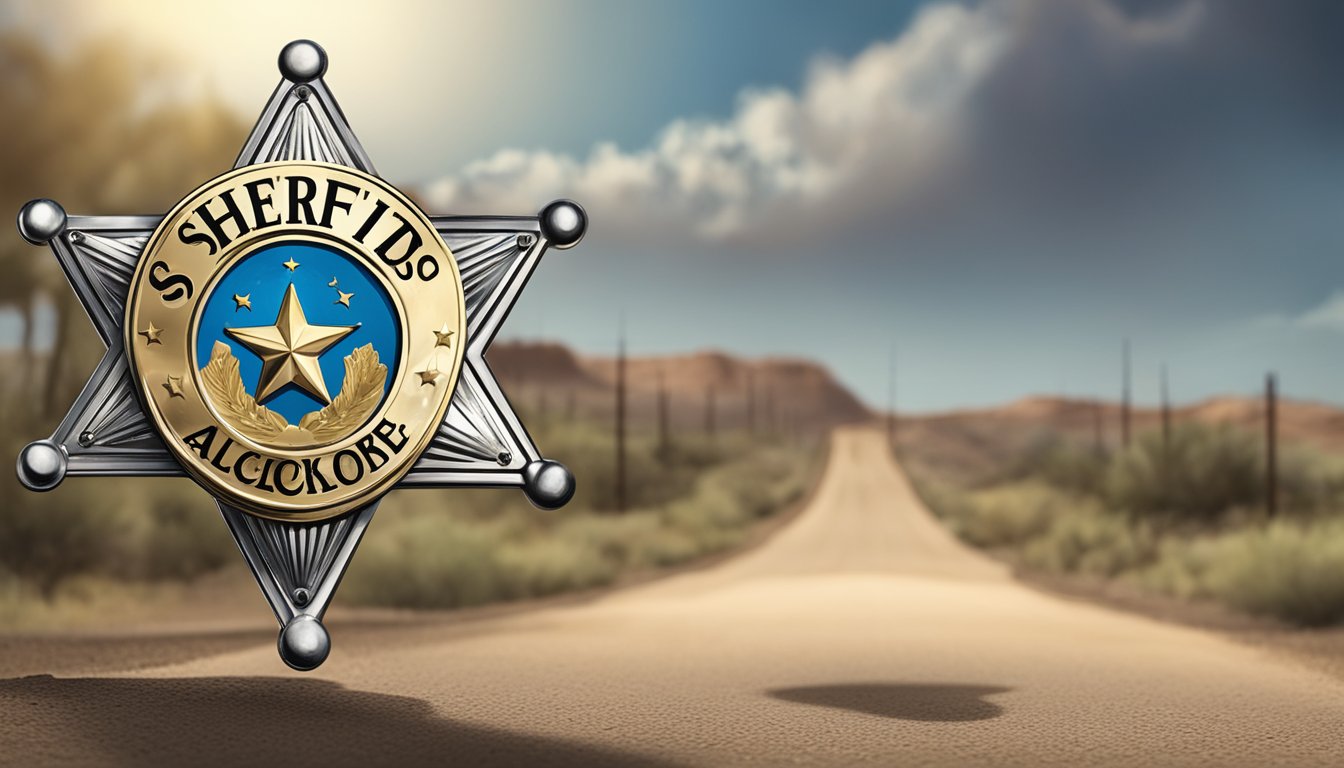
[3,427,1344,766]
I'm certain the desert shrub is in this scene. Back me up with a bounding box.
[496,536,619,598]
[342,440,816,609]
[0,431,241,596]
[1161,520,1344,627]
[0,401,818,612]
[906,418,1344,627]
[907,474,978,528]
[1274,447,1344,518]
[1040,447,1110,497]
[1106,424,1262,525]
[915,474,1154,577]
[549,424,733,513]
[957,481,1065,549]
[711,449,806,519]
[1134,536,1219,600]
[630,523,703,568]
[0,470,130,598]
[554,511,666,569]
[121,482,235,581]
[658,436,731,472]
[1021,505,1154,577]
[1005,435,1109,497]
[344,514,514,608]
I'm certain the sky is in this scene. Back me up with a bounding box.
[4,0,1344,412]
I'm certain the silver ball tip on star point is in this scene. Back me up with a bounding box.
[522,459,576,510]
[278,40,328,84]
[17,439,67,492]
[538,200,587,249]
[17,199,67,245]
[278,614,330,671]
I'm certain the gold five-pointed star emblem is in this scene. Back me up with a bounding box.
[224,284,358,404]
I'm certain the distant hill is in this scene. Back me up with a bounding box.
[485,341,604,391]
[914,394,1344,448]
[483,342,1344,452]
[899,394,1344,484]
[486,341,870,433]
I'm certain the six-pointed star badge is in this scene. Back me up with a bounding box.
[14,40,587,670]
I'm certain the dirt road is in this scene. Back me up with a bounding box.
[4,428,1344,766]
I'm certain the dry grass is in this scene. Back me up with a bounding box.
[1139,520,1344,627]
[0,407,821,621]
[343,426,818,609]
[908,421,1344,628]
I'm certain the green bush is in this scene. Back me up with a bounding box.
[957,481,1064,549]
[907,475,977,529]
[1021,505,1154,577]
[341,440,818,609]
[1153,520,1344,627]
[906,420,1344,627]
[1004,434,1109,497]
[1134,536,1218,600]
[0,468,130,599]
[1275,447,1344,518]
[0,404,818,612]
[364,515,514,607]
[924,478,1153,578]
[118,482,236,581]
[1105,424,1262,524]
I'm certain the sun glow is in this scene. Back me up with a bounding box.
[8,0,576,182]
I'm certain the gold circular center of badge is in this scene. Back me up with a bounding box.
[125,162,465,521]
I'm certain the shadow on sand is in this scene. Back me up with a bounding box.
[768,683,1011,722]
[0,675,675,768]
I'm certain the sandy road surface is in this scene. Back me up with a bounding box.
[4,428,1344,766]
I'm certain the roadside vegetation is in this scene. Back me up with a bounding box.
[907,423,1344,627]
[0,404,822,625]
[343,422,818,609]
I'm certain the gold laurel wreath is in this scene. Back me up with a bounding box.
[200,340,387,446]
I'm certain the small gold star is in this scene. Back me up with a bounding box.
[335,290,354,307]
[417,369,441,386]
[163,375,185,398]
[138,322,163,345]
[234,293,252,311]
[328,277,339,287]
[433,324,455,347]
[282,257,300,271]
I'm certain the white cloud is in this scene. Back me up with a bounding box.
[422,0,1205,245]
[1296,292,1344,332]
[1252,292,1344,334]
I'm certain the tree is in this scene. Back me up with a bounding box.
[0,34,246,423]
[0,34,246,596]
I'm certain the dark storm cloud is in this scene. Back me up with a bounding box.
[425,0,1344,252]
[956,0,1344,232]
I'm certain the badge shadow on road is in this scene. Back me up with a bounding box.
[0,674,675,768]
[768,683,1012,723]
